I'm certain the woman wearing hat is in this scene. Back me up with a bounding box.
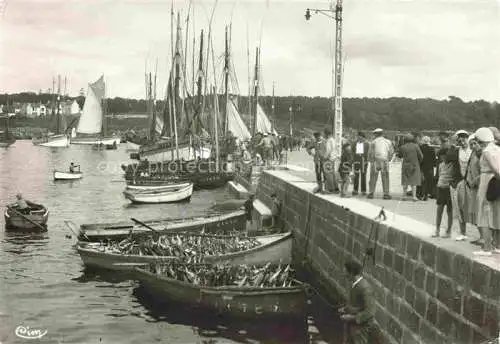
[398,133,423,201]
[473,127,500,255]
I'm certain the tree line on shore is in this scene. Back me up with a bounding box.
[2,92,498,132]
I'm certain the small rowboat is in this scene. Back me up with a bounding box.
[4,202,49,232]
[70,210,247,242]
[125,180,189,192]
[123,182,193,204]
[134,263,307,319]
[76,232,292,270]
[53,170,83,181]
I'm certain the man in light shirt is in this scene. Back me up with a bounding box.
[323,128,339,193]
[352,132,369,196]
[368,128,393,199]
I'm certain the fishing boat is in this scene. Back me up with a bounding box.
[133,262,307,319]
[123,182,193,204]
[70,209,246,242]
[0,115,16,148]
[126,141,140,152]
[53,170,83,181]
[4,202,49,232]
[76,232,292,270]
[70,75,120,146]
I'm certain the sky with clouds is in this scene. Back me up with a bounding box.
[0,0,499,101]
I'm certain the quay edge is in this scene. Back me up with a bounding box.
[232,167,500,344]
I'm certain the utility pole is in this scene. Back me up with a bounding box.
[305,0,343,160]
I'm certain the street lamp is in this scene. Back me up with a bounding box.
[304,0,343,161]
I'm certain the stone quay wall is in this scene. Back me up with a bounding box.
[256,170,500,344]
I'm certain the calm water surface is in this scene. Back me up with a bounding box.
[0,141,342,344]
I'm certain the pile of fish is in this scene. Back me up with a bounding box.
[103,234,261,259]
[151,262,296,288]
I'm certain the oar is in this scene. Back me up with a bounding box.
[7,206,46,232]
[130,217,162,234]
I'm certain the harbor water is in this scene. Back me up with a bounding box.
[0,141,343,344]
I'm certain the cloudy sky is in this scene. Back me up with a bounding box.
[0,0,499,101]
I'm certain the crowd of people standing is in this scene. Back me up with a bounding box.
[306,126,500,256]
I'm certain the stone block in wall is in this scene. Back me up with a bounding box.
[419,319,438,344]
[451,316,473,344]
[413,264,426,290]
[437,305,455,336]
[383,247,394,270]
[471,329,488,344]
[452,254,472,291]
[436,247,454,278]
[403,259,415,283]
[414,289,427,319]
[401,329,421,344]
[470,262,492,296]
[405,235,421,261]
[420,241,437,269]
[483,303,499,339]
[463,295,486,328]
[386,315,403,343]
[425,269,437,297]
[404,283,416,308]
[399,300,421,333]
[394,253,404,276]
[374,302,388,331]
[436,276,459,312]
[489,270,500,299]
[427,297,438,324]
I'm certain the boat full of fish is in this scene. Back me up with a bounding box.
[92,233,261,260]
[150,261,296,288]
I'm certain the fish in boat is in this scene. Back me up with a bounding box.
[76,232,292,270]
[132,262,307,319]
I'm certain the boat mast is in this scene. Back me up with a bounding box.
[168,1,175,161]
[271,81,275,132]
[195,30,204,139]
[181,3,192,157]
[51,76,56,117]
[246,23,252,130]
[173,11,182,160]
[147,72,154,141]
[56,74,61,135]
[251,47,260,135]
[223,25,230,137]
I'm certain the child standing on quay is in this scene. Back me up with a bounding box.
[433,149,454,237]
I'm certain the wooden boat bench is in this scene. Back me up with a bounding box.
[252,200,272,230]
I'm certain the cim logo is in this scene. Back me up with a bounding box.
[14,325,47,340]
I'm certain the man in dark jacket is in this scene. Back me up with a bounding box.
[352,132,369,196]
[339,260,375,344]
[417,136,436,200]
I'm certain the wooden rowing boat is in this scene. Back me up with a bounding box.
[70,210,247,242]
[76,232,292,270]
[133,263,307,319]
[54,170,83,180]
[4,201,49,232]
[123,182,193,204]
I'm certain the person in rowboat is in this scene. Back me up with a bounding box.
[69,162,80,173]
[13,193,30,214]
[339,259,375,344]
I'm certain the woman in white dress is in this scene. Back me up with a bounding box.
[473,127,500,255]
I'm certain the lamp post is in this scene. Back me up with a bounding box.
[288,101,302,137]
[305,0,343,161]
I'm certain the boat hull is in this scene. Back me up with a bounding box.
[135,268,307,319]
[123,183,193,204]
[126,142,140,152]
[74,210,247,242]
[71,136,120,145]
[139,146,211,163]
[76,233,292,270]
[125,181,190,191]
[32,135,69,147]
[54,171,83,180]
[4,206,49,232]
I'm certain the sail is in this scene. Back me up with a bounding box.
[155,109,164,136]
[227,99,251,140]
[256,103,277,135]
[77,76,105,134]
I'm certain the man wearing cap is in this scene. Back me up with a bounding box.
[367,128,394,200]
[307,132,327,193]
[448,130,472,241]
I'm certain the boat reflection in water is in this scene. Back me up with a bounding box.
[132,284,309,344]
